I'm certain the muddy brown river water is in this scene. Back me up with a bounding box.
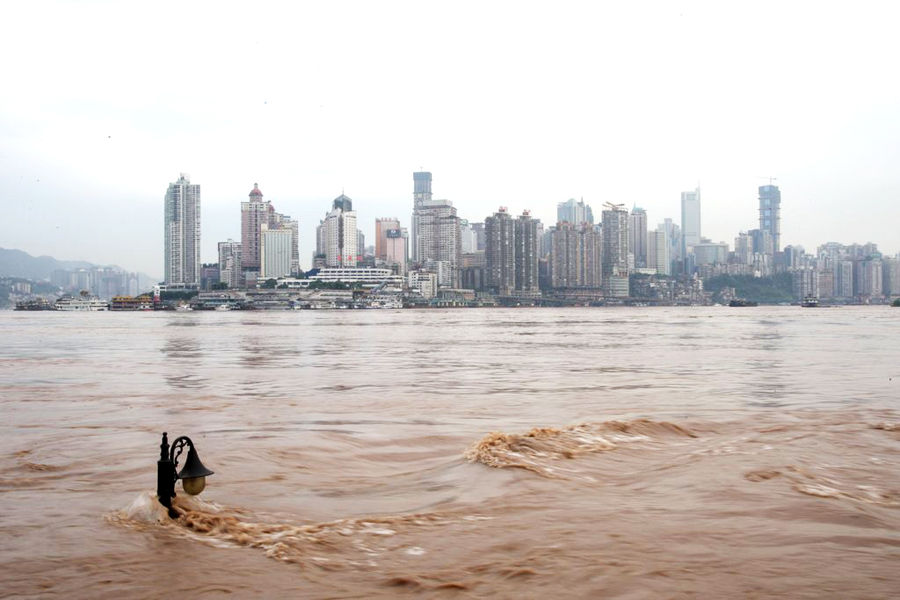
[1,307,898,598]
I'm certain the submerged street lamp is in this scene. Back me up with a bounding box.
[157,432,214,518]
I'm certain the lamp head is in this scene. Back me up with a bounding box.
[177,445,214,496]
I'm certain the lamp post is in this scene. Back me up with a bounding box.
[157,432,214,518]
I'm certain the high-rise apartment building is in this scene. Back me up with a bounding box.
[384,226,409,275]
[648,227,671,276]
[164,173,201,286]
[680,187,701,270]
[549,222,602,288]
[758,184,782,254]
[602,206,629,296]
[557,198,594,226]
[485,208,516,296]
[217,239,242,288]
[514,211,540,295]
[240,183,299,284]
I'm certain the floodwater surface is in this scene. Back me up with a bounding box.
[1,307,898,598]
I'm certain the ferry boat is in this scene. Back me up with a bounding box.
[801,295,819,308]
[55,295,109,311]
[14,298,55,311]
[729,299,758,307]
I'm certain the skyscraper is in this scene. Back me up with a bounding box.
[485,207,516,296]
[411,172,461,287]
[549,222,602,288]
[680,187,701,270]
[515,211,540,295]
[164,173,201,286]
[320,194,358,267]
[758,184,782,253]
[410,171,432,262]
[629,207,648,268]
[602,205,629,297]
[240,183,299,283]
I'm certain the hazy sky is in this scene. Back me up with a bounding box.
[2,1,899,278]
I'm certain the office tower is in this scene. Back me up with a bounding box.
[629,207,648,268]
[758,184,782,253]
[515,211,540,294]
[376,218,400,260]
[321,194,358,267]
[549,222,602,288]
[410,171,433,262]
[557,198,594,225]
[485,207,516,295]
[218,239,243,288]
[680,187,701,269]
[384,226,409,275]
[164,173,201,286]
[260,226,293,278]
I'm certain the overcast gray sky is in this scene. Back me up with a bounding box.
[2,0,899,278]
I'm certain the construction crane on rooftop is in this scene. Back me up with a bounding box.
[603,202,626,211]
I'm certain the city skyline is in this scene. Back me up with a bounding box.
[3,2,900,276]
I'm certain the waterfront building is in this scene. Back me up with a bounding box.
[320,194,358,267]
[515,211,540,296]
[241,183,298,284]
[384,226,409,275]
[164,173,201,287]
[629,207,648,268]
[680,187,701,271]
[557,198,594,226]
[648,227,671,276]
[485,207,516,295]
[260,226,293,279]
[602,205,629,296]
[375,218,400,260]
[792,267,819,300]
[413,198,461,287]
[836,260,854,298]
[549,222,602,288]
[410,171,432,262]
[856,258,883,299]
[883,257,900,297]
[758,184,782,253]
[218,239,242,288]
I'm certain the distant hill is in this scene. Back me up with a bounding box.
[0,247,156,283]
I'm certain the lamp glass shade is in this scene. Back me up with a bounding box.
[182,476,206,495]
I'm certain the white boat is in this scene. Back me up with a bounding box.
[214,304,232,311]
[55,295,109,311]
